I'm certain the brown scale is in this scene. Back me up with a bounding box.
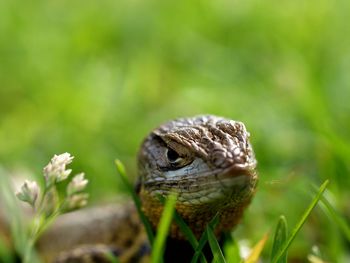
[140,187,255,240]
[138,115,258,242]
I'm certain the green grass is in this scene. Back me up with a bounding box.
[151,193,177,263]
[114,160,155,245]
[104,251,120,263]
[0,0,349,261]
[207,225,227,263]
[190,214,219,263]
[271,180,329,263]
[270,216,288,263]
[318,189,350,242]
[223,235,241,263]
[0,236,14,263]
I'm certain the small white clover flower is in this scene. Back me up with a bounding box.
[43,153,74,186]
[66,193,89,211]
[67,173,88,196]
[16,180,40,208]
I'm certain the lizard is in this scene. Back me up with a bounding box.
[3,115,258,262]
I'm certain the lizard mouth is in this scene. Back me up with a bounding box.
[175,170,256,206]
[144,159,257,206]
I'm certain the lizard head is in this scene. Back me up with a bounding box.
[137,115,258,238]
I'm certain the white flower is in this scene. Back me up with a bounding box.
[16,180,40,208]
[67,173,88,196]
[43,153,74,186]
[66,193,89,211]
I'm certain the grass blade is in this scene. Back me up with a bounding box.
[172,210,199,248]
[172,211,209,263]
[157,194,207,263]
[318,192,350,242]
[244,233,269,263]
[0,167,27,258]
[190,234,207,263]
[105,251,120,263]
[114,160,154,245]
[157,194,198,246]
[191,214,219,263]
[207,225,226,263]
[0,235,14,263]
[271,179,329,263]
[151,193,177,263]
[223,234,241,263]
[270,216,288,263]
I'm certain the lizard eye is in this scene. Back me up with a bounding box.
[166,148,181,163]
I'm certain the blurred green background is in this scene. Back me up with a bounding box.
[0,0,349,261]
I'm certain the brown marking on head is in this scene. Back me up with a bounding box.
[137,115,258,238]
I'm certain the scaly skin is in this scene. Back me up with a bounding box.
[3,115,258,262]
[138,115,257,240]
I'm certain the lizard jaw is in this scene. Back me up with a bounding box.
[140,160,257,239]
[143,157,257,207]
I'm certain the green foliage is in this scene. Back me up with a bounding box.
[223,235,241,263]
[114,160,154,245]
[0,168,29,262]
[151,194,177,263]
[271,180,329,263]
[190,214,220,263]
[271,216,288,263]
[207,226,226,263]
[0,235,14,263]
[105,252,120,263]
[317,190,350,243]
[0,0,349,261]
[156,196,205,263]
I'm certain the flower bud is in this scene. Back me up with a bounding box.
[66,193,89,211]
[67,173,88,196]
[43,153,74,186]
[16,180,40,208]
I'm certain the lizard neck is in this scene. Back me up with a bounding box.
[139,187,254,240]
